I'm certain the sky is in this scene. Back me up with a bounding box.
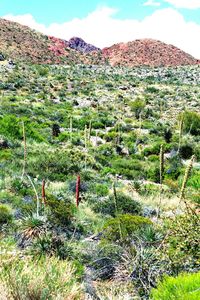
[1,0,200,58]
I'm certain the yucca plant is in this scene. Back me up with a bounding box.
[20,214,46,241]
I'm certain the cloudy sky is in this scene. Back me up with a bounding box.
[1,0,200,58]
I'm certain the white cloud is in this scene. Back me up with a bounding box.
[2,6,200,58]
[143,0,161,7]
[164,0,200,9]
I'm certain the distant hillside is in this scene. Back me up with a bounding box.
[0,18,102,65]
[102,39,200,67]
[0,18,199,67]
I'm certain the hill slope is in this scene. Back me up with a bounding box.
[0,18,199,67]
[0,18,101,64]
[103,39,199,67]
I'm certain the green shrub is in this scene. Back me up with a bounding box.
[0,204,13,226]
[93,192,142,217]
[164,214,200,271]
[179,144,193,159]
[130,99,146,119]
[182,111,200,136]
[46,195,76,226]
[151,272,200,300]
[103,214,152,243]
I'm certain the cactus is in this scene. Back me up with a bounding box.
[76,175,81,207]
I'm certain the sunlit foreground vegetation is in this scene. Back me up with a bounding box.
[0,63,199,299]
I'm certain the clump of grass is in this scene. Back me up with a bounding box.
[0,255,83,300]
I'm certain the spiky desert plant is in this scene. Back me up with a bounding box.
[42,179,46,205]
[21,121,27,179]
[157,145,164,219]
[112,181,123,241]
[70,116,73,142]
[84,125,87,148]
[76,175,80,207]
[177,114,184,153]
[84,125,87,170]
[179,155,195,203]
[88,120,92,141]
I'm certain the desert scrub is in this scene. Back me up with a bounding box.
[164,213,200,271]
[92,192,142,217]
[46,194,76,226]
[151,272,200,300]
[0,255,83,300]
[102,214,152,243]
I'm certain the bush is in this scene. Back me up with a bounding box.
[151,272,200,300]
[103,214,152,243]
[182,111,200,136]
[93,192,142,217]
[0,204,13,227]
[179,144,193,159]
[0,255,82,300]
[130,99,146,119]
[46,195,76,226]
[164,213,200,271]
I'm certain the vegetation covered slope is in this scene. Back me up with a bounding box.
[103,39,200,67]
[0,61,199,299]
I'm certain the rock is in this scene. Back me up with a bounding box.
[0,53,5,61]
[0,138,9,149]
[68,37,100,53]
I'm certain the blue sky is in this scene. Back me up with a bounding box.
[1,0,200,58]
[1,0,200,24]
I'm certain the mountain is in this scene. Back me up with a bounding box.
[67,37,100,53]
[0,18,199,67]
[0,18,102,65]
[102,39,199,67]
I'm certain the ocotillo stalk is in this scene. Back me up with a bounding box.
[157,145,164,220]
[42,179,46,205]
[177,114,184,153]
[84,125,87,149]
[70,117,73,142]
[179,155,195,203]
[95,130,98,147]
[112,180,123,241]
[21,121,27,180]
[88,120,92,141]
[84,125,87,170]
[76,175,81,207]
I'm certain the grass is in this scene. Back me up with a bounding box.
[151,272,200,300]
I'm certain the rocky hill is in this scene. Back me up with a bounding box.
[102,39,199,67]
[0,18,102,65]
[0,18,199,67]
